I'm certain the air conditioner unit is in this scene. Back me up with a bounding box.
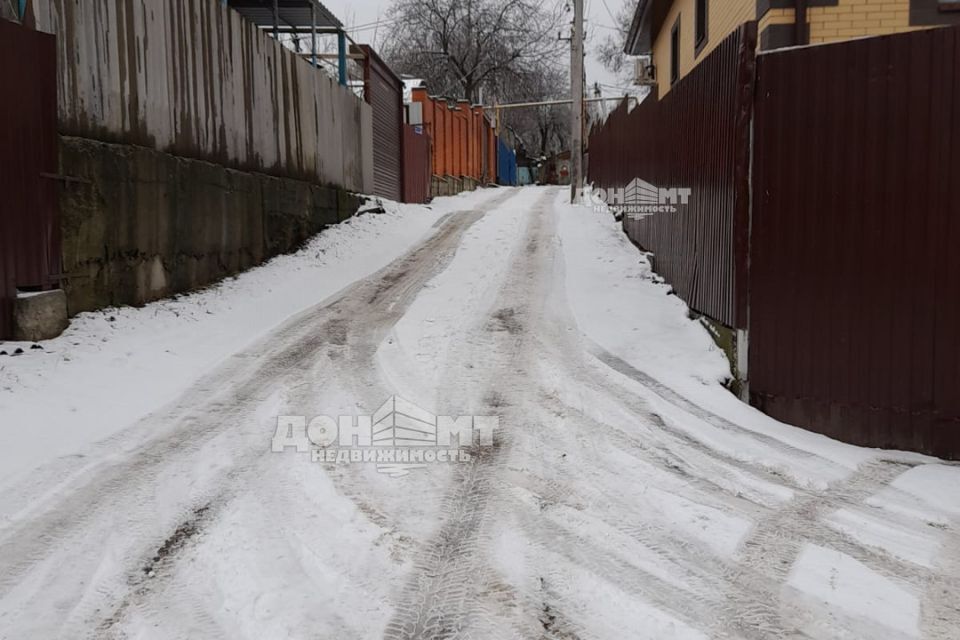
[634,57,656,86]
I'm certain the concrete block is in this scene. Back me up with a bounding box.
[13,290,69,341]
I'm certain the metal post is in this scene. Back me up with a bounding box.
[311,4,317,68]
[337,30,347,86]
[570,0,584,203]
[18,0,26,18]
[272,0,279,40]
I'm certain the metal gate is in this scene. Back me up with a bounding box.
[749,25,960,459]
[357,45,403,201]
[402,124,430,204]
[496,139,516,186]
[0,19,60,339]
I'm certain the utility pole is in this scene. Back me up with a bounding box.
[569,0,584,203]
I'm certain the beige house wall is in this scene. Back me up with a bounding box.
[808,0,920,43]
[651,0,936,96]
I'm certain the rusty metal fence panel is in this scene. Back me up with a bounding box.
[588,23,756,329]
[411,88,495,186]
[749,26,960,459]
[0,19,59,339]
[359,45,403,201]
[402,124,431,204]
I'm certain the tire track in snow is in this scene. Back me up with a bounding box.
[510,391,786,639]
[726,459,910,636]
[383,192,558,640]
[528,201,960,639]
[540,293,960,632]
[574,347,960,638]
[589,346,801,454]
[88,203,503,635]
[921,519,960,639]
[0,192,526,637]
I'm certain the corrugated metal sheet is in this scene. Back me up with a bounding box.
[32,0,371,193]
[497,139,516,186]
[402,124,430,204]
[0,19,59,339]
[437,100,448,176]
[358,45,403,201]
[588,23,756,329]
[411,89,497,185]
[749,25,960,459]
[487,122,496,185]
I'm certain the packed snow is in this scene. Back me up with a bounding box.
[0,186,957,639]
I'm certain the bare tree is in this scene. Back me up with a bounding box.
[381,0,567,104]
[596,0,636,86]
[499,66,570,157]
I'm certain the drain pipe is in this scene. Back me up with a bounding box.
[795,0,808,46]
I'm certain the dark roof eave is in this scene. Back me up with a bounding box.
[624,0,652,55]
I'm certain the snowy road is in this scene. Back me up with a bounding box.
[1,186,959,639]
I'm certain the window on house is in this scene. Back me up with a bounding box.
[670,17,680,85]
[695,0,708,50]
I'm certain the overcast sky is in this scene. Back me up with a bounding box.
[322,0,636,104]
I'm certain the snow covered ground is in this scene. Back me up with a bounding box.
[0,186,958,639]
[0,189,502,489]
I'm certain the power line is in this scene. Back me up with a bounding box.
[598,0,623,32]
[345,17,398,34]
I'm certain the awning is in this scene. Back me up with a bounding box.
[226,0,342,31]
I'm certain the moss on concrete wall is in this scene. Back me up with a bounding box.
[59,136,362,315]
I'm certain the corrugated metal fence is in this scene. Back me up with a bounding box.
[749,26,960,458]
[0,19,59,339]
[497,139,517,186]
[589,21,960,458]
[358,45,403,201]
[588,23,756,328]
[411,88,497,188]
[33,0,373,193]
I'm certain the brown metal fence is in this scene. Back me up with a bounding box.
[0,19,60,339]
[588,23,756,328]
[402,124,431,204]
[749,26,960,458]
[358,45,403,201]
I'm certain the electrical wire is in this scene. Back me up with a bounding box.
[598,0,625,33]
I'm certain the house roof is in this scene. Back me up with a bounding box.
[227,0,342,31]
[624,0,671,55]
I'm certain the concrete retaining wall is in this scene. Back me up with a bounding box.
[59,136,362,314]
[29,0,373,193]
